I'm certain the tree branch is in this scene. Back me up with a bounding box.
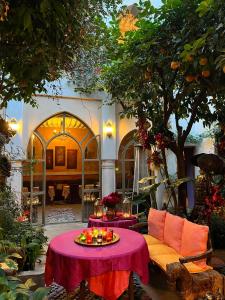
[182,90,206,143]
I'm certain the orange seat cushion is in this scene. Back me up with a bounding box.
[184,262,212,273]
[164,213,184,253]
[148,244,178,257]
[143,234,162,245]
[151,253,182,271]
[148,208,166,241]
[180,219,209,268]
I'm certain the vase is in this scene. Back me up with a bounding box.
[105,206,116,221]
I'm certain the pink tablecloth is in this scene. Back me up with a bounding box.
[45,228,149,298]
[88,217,137,229]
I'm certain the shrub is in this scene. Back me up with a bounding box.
[210,214,225,249]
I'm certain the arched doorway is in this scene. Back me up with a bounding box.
[22,112,101,224]
[116,130,137,196]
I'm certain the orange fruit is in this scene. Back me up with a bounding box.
[144,71,151,80]
[186,55,194,62]
[201,70,210,78]
[185,75,195,82]
[223,66,225,73]
[199,57,208,66]
[170,61,180,70]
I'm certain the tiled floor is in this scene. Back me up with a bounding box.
[37,204,82,224]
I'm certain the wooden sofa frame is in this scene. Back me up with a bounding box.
[130,221,224,300]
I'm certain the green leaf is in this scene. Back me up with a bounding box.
[24,278,36,289]
[23,11,32,31]
[140,182,162,192]
[9,253,22,259]
[40,0,49,15]
[32,287,49,300]
[138,176,157,184]
[169,177,192,188]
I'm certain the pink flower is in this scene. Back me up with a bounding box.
[101,192,121,208]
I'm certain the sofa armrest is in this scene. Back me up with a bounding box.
[129,222,148,230]
[179,248,213,264]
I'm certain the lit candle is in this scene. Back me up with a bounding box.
[97,233,103,244]
[87,233,93,244]
[123,213,130,218]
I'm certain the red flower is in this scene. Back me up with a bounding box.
[101,192,121,208]
[23,210,30,216]
[17,215,28,222]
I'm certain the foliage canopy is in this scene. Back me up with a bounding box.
[0,0,120,108]
[93,0,225,209]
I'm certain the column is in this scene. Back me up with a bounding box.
[7,160,23,204]
[101,95,117,197]
[102,160,116,197]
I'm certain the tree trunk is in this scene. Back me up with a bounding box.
[161,148,178,212]
[177,149,187,214]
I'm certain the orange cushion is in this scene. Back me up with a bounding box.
[180,219,209,267]
[148,208,166,241]
[151,254,182,271]
[143,234,162,245]
[164,213,184,253]
[184,262,212,273]
[150,254,212,273]
[148,244,178,257]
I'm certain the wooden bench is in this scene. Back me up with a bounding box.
[131,208,224,300]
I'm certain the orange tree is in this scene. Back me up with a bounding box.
[99,0,225,212]
[0,0,120,108]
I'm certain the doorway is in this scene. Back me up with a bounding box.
[22,112,101,224]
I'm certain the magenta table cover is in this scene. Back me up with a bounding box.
[45,227,149,292]
[88,217,137,229]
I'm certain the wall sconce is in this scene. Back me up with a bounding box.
[104,121,113,138]
[8,118,19,133]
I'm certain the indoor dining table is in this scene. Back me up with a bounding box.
[45,227,150,300]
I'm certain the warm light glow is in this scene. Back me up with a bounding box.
[104,121,113,138]
[8,118,19,132]
[118,9,139,43]
[123,213,130,218]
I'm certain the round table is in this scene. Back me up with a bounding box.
[45,227,149,300]
[88,216,137,229]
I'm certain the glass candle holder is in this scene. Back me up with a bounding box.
[97,233,103,244]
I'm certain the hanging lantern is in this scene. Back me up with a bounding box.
[94,198,103,218]
[122,196,132,218]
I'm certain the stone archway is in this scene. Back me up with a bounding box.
[22,112,101,224]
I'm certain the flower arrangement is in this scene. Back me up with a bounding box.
[203,186,225,221]
[101,192,121,208]
[148,150,163,169]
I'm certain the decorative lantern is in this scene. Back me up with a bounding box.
[122,196,132,218]
[94,198,103,218]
